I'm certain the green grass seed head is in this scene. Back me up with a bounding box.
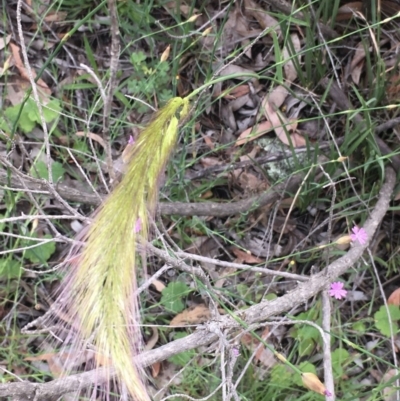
[62,96,189,400]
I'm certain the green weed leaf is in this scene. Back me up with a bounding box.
[292,324,320,357]
[0,214,5,232]
[237,283,250,301]
[352,320,367,333]
[331,348,350,378]
[3,98,60,134]
[290,307,321,357]
[5,102,35,133]
[33,161,65,182]
[24,234,56,264]
[0,258,21,279]
[130,51,146,65]
[270,364,292,387]
[158,62,169,76]
[161,281,190,313]
[127,51,172,113]
[374,305,400,337]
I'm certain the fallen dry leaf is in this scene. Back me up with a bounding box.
[350,42,367,84]
[282,34,301,83]
[9,42,52,100]
[236,121,273,146]
[152,362,161,378]
[6,79,31,106]
[200,190,213,199]
[201,134,215,150]
[254,327,275,365]
[263,97,303,146]
[241,327,277,369]
[76,131,107,150]
[387,74,400,102]
[231,247,264,263]
[25,352,65,378]
[144,327,159,351]
[200,156,222,169]
[221,5,252,55]
[224,85,250,99]
[170,304,211,326]
[382,369,400,401]
[215,266,236,288]
[266,85,289,109]
[244,0,280,37]
[217,64,258,82]
[44,11,68,23]
[237,31,304,148]
[336,2,363,21]
[388,288,400,306]
[26,349,96,377]
[232,169,265,192]
[151,279,166,292]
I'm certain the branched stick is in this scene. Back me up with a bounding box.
[102,0,120,181]
[148,245,307,282]
[0,166,302,216]
[1,167,395,401]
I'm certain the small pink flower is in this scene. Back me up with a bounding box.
[350,226,368,245]
[128,135,135,145]
[134,218,141,233]
[324,389,332,396]
[329,282,347,300]
[231,347,240,358]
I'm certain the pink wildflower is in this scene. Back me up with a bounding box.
[329,282,347,300]
[350,226,368,245]
[324,389,332,397]
[128,135,135,145]
[134,218,141,233]
[231,347,240,358]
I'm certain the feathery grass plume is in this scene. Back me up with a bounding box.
[53,97,189,400]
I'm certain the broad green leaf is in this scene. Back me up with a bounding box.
[161,281,190,313]
[0,258,21,279]
[4,98,60,133]
[298,337,315,357]
[270,364,292,386]
[374,305,400,337]
[0,213,5,232]
[237,283,251,301]
[352,320,367,333]
[5,103,35,133]
[33,161,65,182]
[130,51,146,65]
[24,234,56,264]
[295,325,321,357]
[331,348,350,378]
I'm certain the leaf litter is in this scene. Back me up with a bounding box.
[2,1,400,400]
